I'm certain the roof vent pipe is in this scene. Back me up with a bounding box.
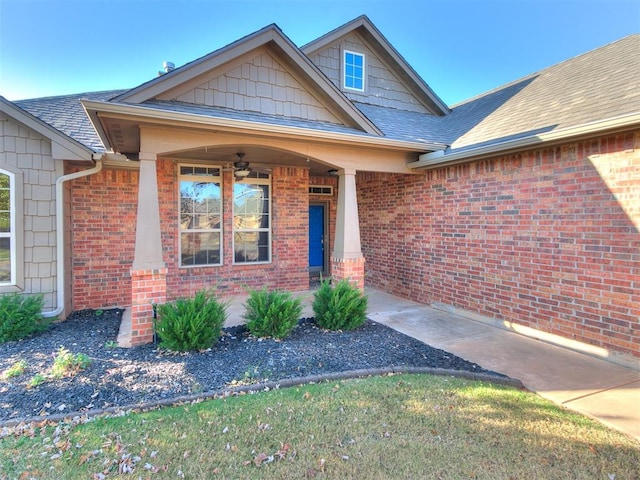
[158,61,175,76]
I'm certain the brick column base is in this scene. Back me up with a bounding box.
[129,267,167,346]
[330,256,365,290]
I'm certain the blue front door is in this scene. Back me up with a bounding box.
[309,204,325,272]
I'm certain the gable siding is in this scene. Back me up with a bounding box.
[308,32,430,113]
[0,113,59,309]
[358,130,640,364]
[173,52,342,124]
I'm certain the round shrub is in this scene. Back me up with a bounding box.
[154,290,227,352]
[243,288,303,339]
[0,293,51,343]
[312,278,368,331]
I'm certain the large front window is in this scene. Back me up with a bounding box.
[179,165,222,266]
[0,170,14,285]
[233,172,271,263]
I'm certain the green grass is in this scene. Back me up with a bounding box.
[1,374,638,479]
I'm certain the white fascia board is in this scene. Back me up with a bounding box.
[81,99,445,152]
[409,113,640,169]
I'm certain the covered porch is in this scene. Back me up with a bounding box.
[79,107,424,346]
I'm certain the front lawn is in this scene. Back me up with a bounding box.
[2,374,638,479]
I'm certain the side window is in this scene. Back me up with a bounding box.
[344,50,365,92]
[178,165,222,267]
[0,170,14,285]
[233,172,271,264]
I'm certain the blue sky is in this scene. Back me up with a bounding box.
[0,0,638,105]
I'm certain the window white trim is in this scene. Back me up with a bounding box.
[343,49,365,92]
[0,164,23,293]
[233,173,272,264]
[0,169,15,285]
[178,164,223,267]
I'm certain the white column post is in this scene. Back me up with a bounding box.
[133,152,165,270]
[331,168,365,289]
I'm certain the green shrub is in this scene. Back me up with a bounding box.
[0,293,51,343]
[154,290,227,352]
[243,288,303,339]
[312,278,368,331]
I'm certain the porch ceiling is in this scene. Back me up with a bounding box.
[164,145,334,177]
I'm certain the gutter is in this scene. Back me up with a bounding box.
[42,157,103,318]
[81,99,447,153]
[409,112,640,169]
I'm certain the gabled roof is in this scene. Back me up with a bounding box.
[411,34,640,167]
[112,23,382,136]
[302,15,449,116]
[16,90,125,152]
[1,95,96,161]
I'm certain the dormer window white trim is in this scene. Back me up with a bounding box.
[343,50,365,92]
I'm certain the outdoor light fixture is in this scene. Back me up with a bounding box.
[327,169,339,176]
[234,152,252,177]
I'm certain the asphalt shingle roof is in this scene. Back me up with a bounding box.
[140,100,373,137]
[354,102,449,145]
[445,34,640,151]
[12,34,639,156]
[16,90,126,152]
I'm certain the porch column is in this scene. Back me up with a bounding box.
[331,168,365,289]
[129,152,167,346]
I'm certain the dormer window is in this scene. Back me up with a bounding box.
[343,50,365,92]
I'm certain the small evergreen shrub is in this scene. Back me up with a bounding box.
[312,278,368,331]
[0,293,51,343]
[154,290,227,352]
[243,288,303,339]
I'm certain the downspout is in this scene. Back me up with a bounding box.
[42,156,103,318]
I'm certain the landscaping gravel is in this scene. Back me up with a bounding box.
[0,309,505,423]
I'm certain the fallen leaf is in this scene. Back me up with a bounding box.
[254,452,269,466]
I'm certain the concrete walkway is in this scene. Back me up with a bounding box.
[364,288,640,443]
[225,287,640,442]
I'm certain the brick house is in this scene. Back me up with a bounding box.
[1,17,638,367]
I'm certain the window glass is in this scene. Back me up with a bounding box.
[0,171,12,283]
[233,174,271,263]
[344,51,365,91]
[179,166,222,266]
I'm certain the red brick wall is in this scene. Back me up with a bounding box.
[70,168,137,309]
[70,162,312,308]
[359,131,640,360]
[162,163,310,298]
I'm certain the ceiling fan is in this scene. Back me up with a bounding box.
[233,152,252,177]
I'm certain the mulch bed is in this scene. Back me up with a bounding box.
[0,309,505,423]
